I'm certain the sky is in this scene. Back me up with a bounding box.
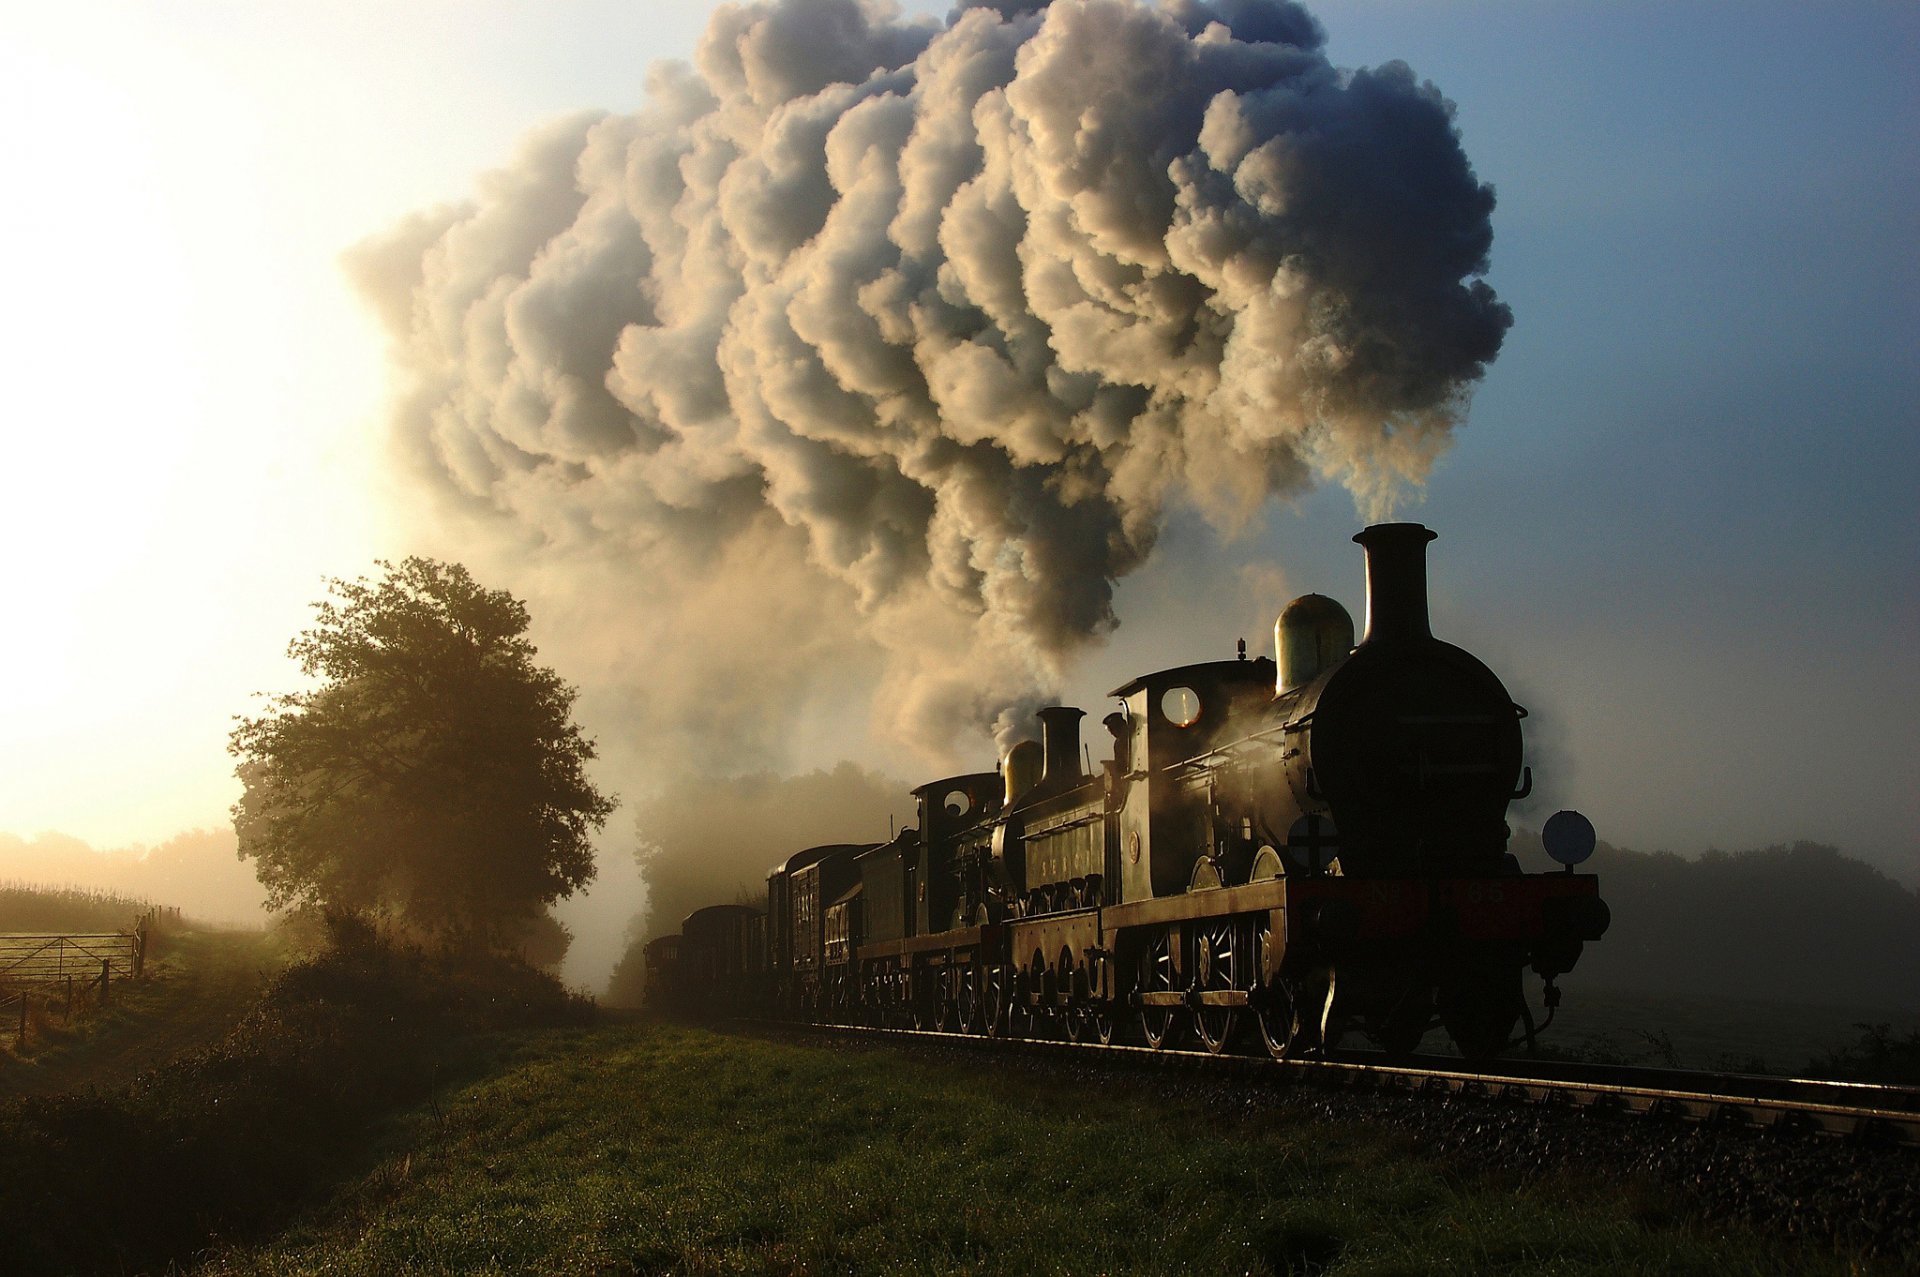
[2,0,1914,947]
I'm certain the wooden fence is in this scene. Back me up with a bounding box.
[1,912,155,1047]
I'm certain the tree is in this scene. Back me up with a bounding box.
[229,557,615,948]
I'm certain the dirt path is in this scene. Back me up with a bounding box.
[0,928,281,1097]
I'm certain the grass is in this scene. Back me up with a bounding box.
[5,921,1897,1275]
[198,1023,1867,1276]
[0,915,592,1277]
[0,926,285,1092]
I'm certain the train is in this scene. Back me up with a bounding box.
[649,523,1610,1060]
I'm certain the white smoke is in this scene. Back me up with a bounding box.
[349,0,1510,769]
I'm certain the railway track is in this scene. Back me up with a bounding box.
[752,1019,1920,1144]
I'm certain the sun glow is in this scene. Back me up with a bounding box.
[0,21,382,846]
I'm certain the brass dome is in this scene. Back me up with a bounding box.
[1002,739,1044,805]
[1275,593,1355,693]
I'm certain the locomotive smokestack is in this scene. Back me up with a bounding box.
[1354,523,1438,644]
[1037,706,1085,787]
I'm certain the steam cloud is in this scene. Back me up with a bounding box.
[350,0,1510,766]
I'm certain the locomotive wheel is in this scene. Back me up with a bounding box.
[1013,1001,1041,1040]
[1254,983,1296,1058]
[957,966,981,1035]
[1192,918,1245,1055]
[1065,1003,1115,1044]
[1026,954,1058,1040]
[1088,955,1117,1044]
[1065,1004,1093,1043]
[1062,958,1092,1043]
[1137,930,1184,1051]
[1440,966,1522,1061]
[1253,922,1296,1058]
[912,974,939,1031]
[984,964,1010,1038]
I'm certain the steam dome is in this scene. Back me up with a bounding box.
[1002,739,1044,806]
[1276,594,1355,693]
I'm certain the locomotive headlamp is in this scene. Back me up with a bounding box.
[1542,810,1597,869]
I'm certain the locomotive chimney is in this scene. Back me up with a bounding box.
[1037,706,1085,787]
[1353,523,1438,644]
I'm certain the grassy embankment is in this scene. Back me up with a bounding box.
[0,915,591,1276]
[3,887,1897,1275]
[194,1023,1871,1277]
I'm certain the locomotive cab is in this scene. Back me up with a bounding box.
[1109,652,1283,900]
[912,772,1002,932]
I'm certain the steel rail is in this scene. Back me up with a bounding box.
[744,1019,1920,1145]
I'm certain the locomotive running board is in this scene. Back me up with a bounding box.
[1098,878,1292,930]
[856,923,1003,963]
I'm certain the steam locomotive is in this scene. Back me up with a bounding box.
[658,524,1609,1060]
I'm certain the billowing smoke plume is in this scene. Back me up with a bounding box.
[350,0,1509,767]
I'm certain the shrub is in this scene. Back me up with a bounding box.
[1806,1023,1920,1086]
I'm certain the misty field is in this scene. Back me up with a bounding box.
[192,1023,1865,1277]
[1551,986,1920,1075]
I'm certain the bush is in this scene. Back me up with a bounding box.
[1806,1023,1920,1086]
[0,910,591,1276]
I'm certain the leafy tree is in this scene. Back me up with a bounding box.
[230,558,615,948]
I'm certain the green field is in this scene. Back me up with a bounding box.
[193,1022,1867,1277]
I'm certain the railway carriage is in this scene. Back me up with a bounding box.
[641,933,680,1011]
[768,844,871,1019]
[676,904,765,1017]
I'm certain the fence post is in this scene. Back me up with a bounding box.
[65,975,73,1021]
[15,995,25,1048]
[99,958,110,1008]
[134,924,146,978]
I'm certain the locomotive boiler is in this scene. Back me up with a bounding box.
[698,523,1608,1060]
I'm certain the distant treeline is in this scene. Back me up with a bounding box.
[0,882,159,935]
[1510,834,1920,1012]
